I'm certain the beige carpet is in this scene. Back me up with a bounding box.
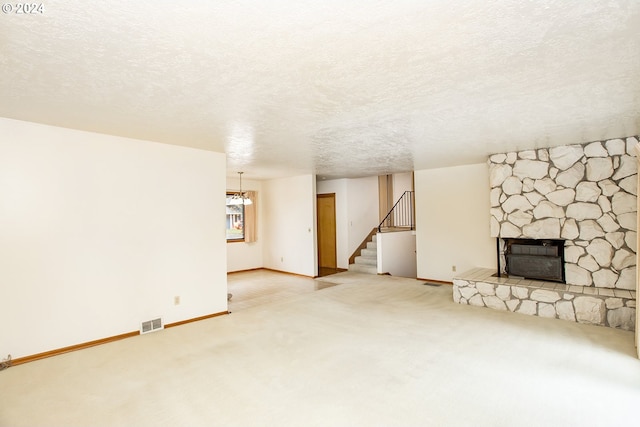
[228,269,339,312]
[1,272,638,426]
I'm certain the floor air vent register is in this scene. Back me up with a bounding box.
[140,317,164,334]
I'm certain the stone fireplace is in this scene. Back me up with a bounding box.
[452,137,638,331]
[489,139,637,291]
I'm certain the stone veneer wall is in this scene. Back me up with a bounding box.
[489,137,638,290]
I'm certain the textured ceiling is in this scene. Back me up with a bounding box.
[1,0,639,179]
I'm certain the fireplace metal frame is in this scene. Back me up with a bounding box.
[497,238,566,283]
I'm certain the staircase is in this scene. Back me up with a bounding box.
[349,234,378,274]
[348,191,415,275]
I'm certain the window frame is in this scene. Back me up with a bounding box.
[226,192,245,243]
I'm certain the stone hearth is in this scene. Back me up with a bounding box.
[454,268,636,331]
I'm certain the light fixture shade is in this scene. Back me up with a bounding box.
[226,195,252,205]
[227,171,252,205]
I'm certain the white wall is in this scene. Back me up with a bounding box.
[226,177,263,272]
[262,175,317,276]
[415,163,496,281]
[347,176,379,256]
[317,179,349,269]
[0,118,227,359]
[377,231,417,278]
[393,172,414,201]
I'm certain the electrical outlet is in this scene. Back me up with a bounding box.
[452,265,457,272]
[174,296,180,305]
[281,256,284,262]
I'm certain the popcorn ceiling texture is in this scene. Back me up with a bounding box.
[1,1,639,179]
[489,137,638,289]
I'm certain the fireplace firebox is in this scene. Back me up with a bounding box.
[498,238,565,283]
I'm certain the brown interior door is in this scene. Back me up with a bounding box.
[317,193,337,269]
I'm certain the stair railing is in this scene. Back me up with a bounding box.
[378,191,415,232]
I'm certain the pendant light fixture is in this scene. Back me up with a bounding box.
[227,172,252,205]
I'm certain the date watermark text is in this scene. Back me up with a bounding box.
[2,3,45,14]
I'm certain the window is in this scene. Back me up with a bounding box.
[226,190,256,243]
[226,193,244,241]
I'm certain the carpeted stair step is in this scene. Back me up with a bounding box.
[348,263,378,274]
[361,248,377,257]
[354,255,377,266]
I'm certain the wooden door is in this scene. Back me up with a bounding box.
[317,193,337,269]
